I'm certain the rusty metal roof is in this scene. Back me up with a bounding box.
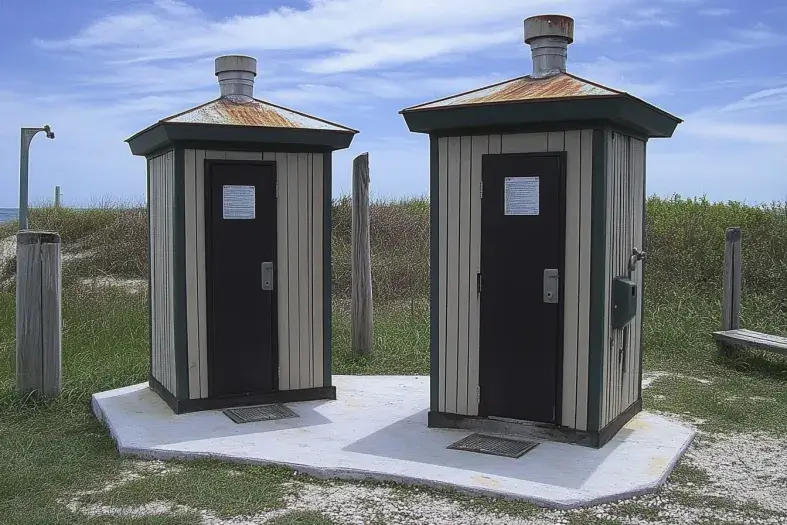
[162,95,357,132]
[403,72,623,111]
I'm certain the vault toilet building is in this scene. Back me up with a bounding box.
[127,55,357,413]
[402,15,682,447]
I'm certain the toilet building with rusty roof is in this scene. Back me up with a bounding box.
[127,55,357,414]
[401,15,682,447]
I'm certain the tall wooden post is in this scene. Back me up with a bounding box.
[721,227,742,331]
[16,231,62,396]
[352,153,373,356]
[54,186,61,208]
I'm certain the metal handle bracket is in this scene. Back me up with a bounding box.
[261,262,274,290]
[543,269,559,303]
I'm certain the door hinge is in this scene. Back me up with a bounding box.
[476,386,481,404]
[479,180,483,199]
[275,180,279,198]
[477,272,482,294]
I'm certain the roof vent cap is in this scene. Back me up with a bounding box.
[524,15,574,78]
[215,55,257,98]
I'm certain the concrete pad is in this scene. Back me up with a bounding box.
[92,375,695,509]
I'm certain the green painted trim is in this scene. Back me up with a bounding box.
[173,148,190,400]
[598,398,642,447]
[146,158,153,385]
[323,153,333,388]
[429,136,440,411]
[402,96,680,139]
[127,123,355,157]
[173,141,332,155]
[150,375,336,415]
[638,140,648,399]
[428,120,651,142]
[586,129,608,432]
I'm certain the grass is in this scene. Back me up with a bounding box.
[1,196,787,523]
[82,460,294,517]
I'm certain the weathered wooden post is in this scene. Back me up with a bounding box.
[721,227,742,331]
[16,231,62,396]
[351,153,373,356]
[54,186,61,208]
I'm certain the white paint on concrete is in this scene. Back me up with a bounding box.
[92,375,695,509]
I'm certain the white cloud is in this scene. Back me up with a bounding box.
[657,25,784,63]
[698,8,735,17]
[37,0,637,73]
[571,57,673,97]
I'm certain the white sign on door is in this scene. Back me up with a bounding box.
[222,185,256,220]
[504,177,539,216]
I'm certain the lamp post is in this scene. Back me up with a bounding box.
[19,125,55,231]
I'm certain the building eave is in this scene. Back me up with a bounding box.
[127,122,357,157]
[401,95,681,139]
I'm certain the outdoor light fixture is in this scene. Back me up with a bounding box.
[19,125,55,231]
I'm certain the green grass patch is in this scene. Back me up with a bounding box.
[641,285,787,433]
[84,460,293,517]
[612,501,661,520]
[332,300,429,375]
[668,461,711,486]
[268,511,338,525]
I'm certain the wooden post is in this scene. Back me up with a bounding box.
[721,227,742,331]
[54,186,61,208]
[351,153,373,356]
[16,231,62,396]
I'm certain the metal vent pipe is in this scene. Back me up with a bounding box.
[524,15,574,78]
[215,55,257,98]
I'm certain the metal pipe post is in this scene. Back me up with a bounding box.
[18,125,55,230]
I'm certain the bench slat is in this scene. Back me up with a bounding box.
[713,329,787,355]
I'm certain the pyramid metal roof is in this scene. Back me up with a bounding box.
[401,72,682,139]
[127,95,357,157]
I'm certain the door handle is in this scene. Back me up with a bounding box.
[261,262,274,291]
[543,269,559,304]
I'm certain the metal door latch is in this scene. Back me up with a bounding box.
[628,247,646,273]
[543,269,559,303]
[261,262,274,290]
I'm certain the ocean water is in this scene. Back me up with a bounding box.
[0,208,17,224]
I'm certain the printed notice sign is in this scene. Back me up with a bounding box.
[504,177,539,216]
[223,185,256,219]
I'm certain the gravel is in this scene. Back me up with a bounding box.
[64,436,787,525]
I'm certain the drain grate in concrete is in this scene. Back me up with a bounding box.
[447,434,538,458]
[223,404,299,424]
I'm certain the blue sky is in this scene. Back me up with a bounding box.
[1,0,786,207]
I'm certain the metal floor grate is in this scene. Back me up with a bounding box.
[447,434,539,458]
[223,404,299,424]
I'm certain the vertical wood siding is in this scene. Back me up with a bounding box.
[436,131,593,429]
[183,150,324,399]
[600,132,646,428]
[148,151,176,394]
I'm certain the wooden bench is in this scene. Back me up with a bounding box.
[713,329,787,356]
[713,228,787,358]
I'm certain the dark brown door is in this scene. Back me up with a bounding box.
[478,153,564,424]
[205,161,277,398]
